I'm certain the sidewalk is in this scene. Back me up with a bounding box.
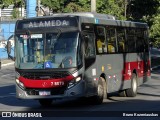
[0,59,14,67]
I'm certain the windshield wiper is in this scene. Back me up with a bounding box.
[44,28,62,63]
[51,28,62,46]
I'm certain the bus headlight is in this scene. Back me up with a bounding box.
[67,75,82,89]
[75,76,81,82]
[16,79,20,84]
[16,79,25,90]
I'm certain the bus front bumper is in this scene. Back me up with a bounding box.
[16,80,85,100]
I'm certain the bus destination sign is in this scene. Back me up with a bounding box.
[17,17,78,30]
[26,20,69,28]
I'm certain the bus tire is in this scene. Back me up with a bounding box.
[91,77,105,104]
[125,73,138,97]
[119,90,127,97]
[38,99,53,107]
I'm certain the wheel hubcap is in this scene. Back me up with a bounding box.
[98,84,103,97]
[132,78,137,93]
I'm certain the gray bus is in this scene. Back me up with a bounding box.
[7,12,151,106]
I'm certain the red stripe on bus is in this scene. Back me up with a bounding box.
[123,60,151,80]
[18,75,74,88]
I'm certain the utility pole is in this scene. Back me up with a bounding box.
[124,0,127,18]
[21,0,23,17]
[91,0,96,13]
[37,0,41,16]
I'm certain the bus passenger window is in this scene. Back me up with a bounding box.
[107,27,116,53]
[117,28,125,53]
[144,30,149,52]
[136,29,145,52]
[97,38,107,53]
[96,26,107,54]
[126,28,136,52]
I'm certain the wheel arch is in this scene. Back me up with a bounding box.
[100,73,107,99]
[132,69,137,76]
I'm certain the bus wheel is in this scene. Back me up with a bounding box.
[125,73,138,97]
[39,99,53,107]
[92,77,105,104]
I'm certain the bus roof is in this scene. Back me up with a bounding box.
[22,12,148,29]
[24,12,116,20]
[51,12,116,20]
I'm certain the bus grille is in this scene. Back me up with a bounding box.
[20,71,70,80]
[26,87,66,95]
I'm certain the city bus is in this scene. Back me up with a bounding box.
[7,12,151,106]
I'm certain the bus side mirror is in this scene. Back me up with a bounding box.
[6,41,15,61]
[7,41,11,54]
[0,59,1,69]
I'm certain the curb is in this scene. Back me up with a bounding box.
[1,62,14,67]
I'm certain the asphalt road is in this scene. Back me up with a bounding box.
[0,64,160,119]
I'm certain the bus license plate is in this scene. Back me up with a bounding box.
[39,91,51,96]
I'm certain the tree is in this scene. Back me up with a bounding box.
[64,0,126,20]
[41,0,66,13]
[11,7,19,18]
[96,0,126,20]
[150,7,160,47]
[63,2,87,12]
[63,0,90,12]
[127,0,159,22]
[0,0,13,8]
[41,0,126,20]
[0,0,24,19]
[125,0,160,46]
[41,0,89,13]
[0,0,24,9]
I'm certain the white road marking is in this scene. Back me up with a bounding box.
[9,93,16,95]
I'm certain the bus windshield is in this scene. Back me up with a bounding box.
[15,32,80,69]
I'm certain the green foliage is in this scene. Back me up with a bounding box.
[150,7,160,46]
[63,0,90,12]
[0,0,22,8]
[41,0,126,19]
[41,0,65,13]
[96,0,125,20]
[41,0,90,13]
[63,2,87,12]
[11,8,19,18]
[0,0,22,19]
[128,0,159,21]
[0,0,13,8]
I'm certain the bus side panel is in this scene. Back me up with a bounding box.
[95,54,128,93]
[122,53,150,88]
[111,53,130,92]
[136,52,151,85]
[94,52,150,93]
[84,62,98,97]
